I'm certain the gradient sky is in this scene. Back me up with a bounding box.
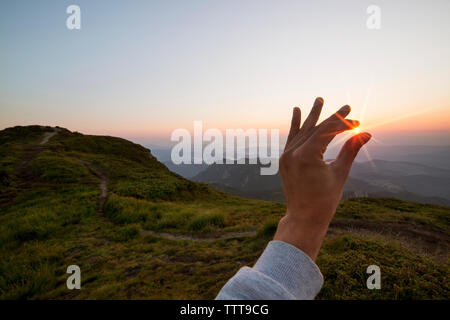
[1,0,450,147]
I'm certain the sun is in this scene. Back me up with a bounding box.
[353,127,361,134]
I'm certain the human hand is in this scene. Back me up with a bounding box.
[273,97,371,261]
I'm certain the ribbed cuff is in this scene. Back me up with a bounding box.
[253,240,324,299]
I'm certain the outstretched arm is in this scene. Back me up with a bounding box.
[216,97,371,300]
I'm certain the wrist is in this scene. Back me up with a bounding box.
[273,214,329,261]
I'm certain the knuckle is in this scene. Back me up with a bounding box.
[293,148,314,166]
[279,152,292,168]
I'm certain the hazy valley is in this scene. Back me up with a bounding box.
[150,144,450,206]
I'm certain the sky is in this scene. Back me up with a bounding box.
[1,0,450,147]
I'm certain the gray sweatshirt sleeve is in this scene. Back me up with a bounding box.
[215,240,323,300]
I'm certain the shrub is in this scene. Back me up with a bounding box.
[111,224,140,242]
[188,213,225,232]
[258,218,279,238]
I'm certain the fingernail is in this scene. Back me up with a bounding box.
[340,105,351,113]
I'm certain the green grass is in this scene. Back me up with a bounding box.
[0,126,55,202]
[0,125,448,300]
[104,193,283,234]
[29,152,93,183]
[335,198,450,235]
[317,235,449,299]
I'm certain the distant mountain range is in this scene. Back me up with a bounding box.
[150,143,450,169]
[163,162,208,178]
[148,143,450,205]
[191,158,450,206]
[327,144,450,171]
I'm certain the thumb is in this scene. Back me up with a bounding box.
[333,132,372,174]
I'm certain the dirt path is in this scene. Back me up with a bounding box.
[328,219,449,262]
[76,159,258,241]
[14,128,60,190]
[137,214,449,249]
[140,229,257,241]
[75,159,108,215]
[19,128,59,170]
[39,130,58,145]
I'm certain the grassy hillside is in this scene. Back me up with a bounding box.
[0,126,448,299]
